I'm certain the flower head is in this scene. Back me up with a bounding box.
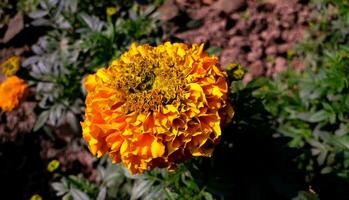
[0,76,28,112]
[30,194,42,200]
[81,42,232,173]
[106,7,117,16]
[226,63,245,81]
[1,56,21,77]
[47,159,60,172]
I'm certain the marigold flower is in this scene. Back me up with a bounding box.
[0,76,28,112]
[1,56,21,77]
[81,42,233,173]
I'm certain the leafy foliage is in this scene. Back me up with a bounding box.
[296,0,349,68]
[254,53,349,178]
[51,159,212,200]
[22,0,162,130]
[252,0,349,184]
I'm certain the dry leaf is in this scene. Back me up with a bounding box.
[2,12,24,43]
[157,0,179,21]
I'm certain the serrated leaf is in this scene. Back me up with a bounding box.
[28,10,48,18]
[103,171,123,187]
[308,110,327,122]
[62,193,71,200]
[202,191,214,200]
[31,18,51,26]
[143,185,165,200]
[70,188,90,200]
[321,166,332,174]
[307,139,324,149]
[33,110,49,131]
[23,56,40,67]
[97,187,106,200]
[52,182,68,196]
[164,188,177,200]
[66,111,79,133]
[80,14,105,32]
[335,123,348,137]
[334,136,349,149]
[66,0,78,12]
[206,47,223,56]
[317,150,327,165]
[56,16,72,29]
[130,179,155,200]
[32,45,44,54]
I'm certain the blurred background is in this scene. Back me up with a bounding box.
[1,0,349,199]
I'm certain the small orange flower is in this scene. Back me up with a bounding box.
[0,76,28,112]
[81,42,233,173]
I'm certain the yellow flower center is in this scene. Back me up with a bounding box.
[111,48,190,113]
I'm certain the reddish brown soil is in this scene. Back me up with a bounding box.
[159,0,311,81]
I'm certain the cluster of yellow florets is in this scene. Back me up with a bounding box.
[1,56,20,77]
[81,42,233,174]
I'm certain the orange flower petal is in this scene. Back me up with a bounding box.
[151,139,165,158]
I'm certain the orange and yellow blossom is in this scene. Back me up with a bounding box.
[81,42,233,174]
[0,76,28,112]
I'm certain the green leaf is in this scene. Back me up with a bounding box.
[335,123,348,137]
[96,187,106,200]
[143,185,165,200]
[317,150,327,166]
[206,46,223,56]
[163,188,177,200]
[28,10,48,18]
[52,182,68,196]
[130,179,155,200]
[321,166,333,174]
[308,110,327,123]
[70,188,90,200]
[62,193,72,200]
[202,191,214,200]
[33,110,49,132]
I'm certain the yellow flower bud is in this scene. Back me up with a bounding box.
[47,159,60,172]
[106,7,117,16]
[1,56,20,77]
[30,194,42,200]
